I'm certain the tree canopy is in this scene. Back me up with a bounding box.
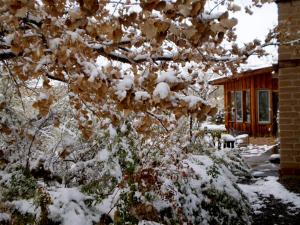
[0,0,277,139]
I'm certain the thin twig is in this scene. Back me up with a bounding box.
[1,60,26,112]
[208,0,226,15]
[146,111,169,132]
[25,114,52,171]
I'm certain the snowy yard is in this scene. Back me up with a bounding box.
[237,144,300,225]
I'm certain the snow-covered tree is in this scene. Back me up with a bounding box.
[0,1,277,224]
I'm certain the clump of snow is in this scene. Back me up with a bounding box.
[80,61,101,82]
[0,93,5,102]
[12,200,36,215]
[181,95,203,108]
[239,176,300,213]
[96,189,120,216]
[221,134,235,142]
[48,187,99,225]
[108,124,117,139]
[157,70,178,84]
[153,82,170,99]
[65,30,83,42]
[120,123,127,133]
[35,55,52,72]
[115,76,134,100]
[38,92,49,100]
[48,38,61,51]
[3,33,14,45]
[95,149,110,162]
[134,91,150,102]
[269,154,280,160]
[200,122,226,131]
[0,213,11,223]
[236,134,249,139]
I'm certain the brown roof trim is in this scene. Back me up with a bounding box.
[275,0,300,3]
[209,65,278,85]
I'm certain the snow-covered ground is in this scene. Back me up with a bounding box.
[239,176,300,214]
[237,142,300,219]
[240,144,274,158]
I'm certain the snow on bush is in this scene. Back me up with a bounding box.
[0,77,251,225]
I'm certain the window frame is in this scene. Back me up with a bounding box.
[257,89,271,124]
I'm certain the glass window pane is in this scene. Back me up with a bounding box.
[258,90,270,123]
[231,91,235,121]
[246,91,250,122]
[235,91,242,122]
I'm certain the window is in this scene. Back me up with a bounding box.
[235,91,242,122]
[245,91,250,123]
[258,90,270,123]
[230,91,235,121]
[227,92,232,121]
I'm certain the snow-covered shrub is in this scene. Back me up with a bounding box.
[2,169,37,201]
[0,76,252,225]
[112,143,252,225]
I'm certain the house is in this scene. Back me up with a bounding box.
[209,65,278,137]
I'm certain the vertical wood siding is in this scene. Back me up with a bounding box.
[223,72,278,137]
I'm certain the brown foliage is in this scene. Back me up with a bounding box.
[0,0,276,137]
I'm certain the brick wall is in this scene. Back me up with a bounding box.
[278,0,300,177]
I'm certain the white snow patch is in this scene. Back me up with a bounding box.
[221,134,235,142]
[153,82,170,99]
[48,187,97,225]
[35,55,52,71]
[12,200,36,215]
[241,145,274,158]
[138,221,163,225]
[120,123,127,133]
[116,76,134,100]
[157,70,178,83]
[109,124,117,139]
[0,213,10,222]
[38,92,49,100]
[97,189,120,216]
[200,122,226,132]
[134,91,150,102]
[181,96,203,108]
[96,149,110,162]
[239,176,300,212]
[81,61,101,82]
[48,38,61,51]
[269,154,280,160]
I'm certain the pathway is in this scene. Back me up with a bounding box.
[238,145,300,225]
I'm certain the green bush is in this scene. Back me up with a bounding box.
[3,170,37,201]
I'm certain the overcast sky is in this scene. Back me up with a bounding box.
[206,0,278,69]
[233,1,278,68]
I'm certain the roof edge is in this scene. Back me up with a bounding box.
[209,64,278,85]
